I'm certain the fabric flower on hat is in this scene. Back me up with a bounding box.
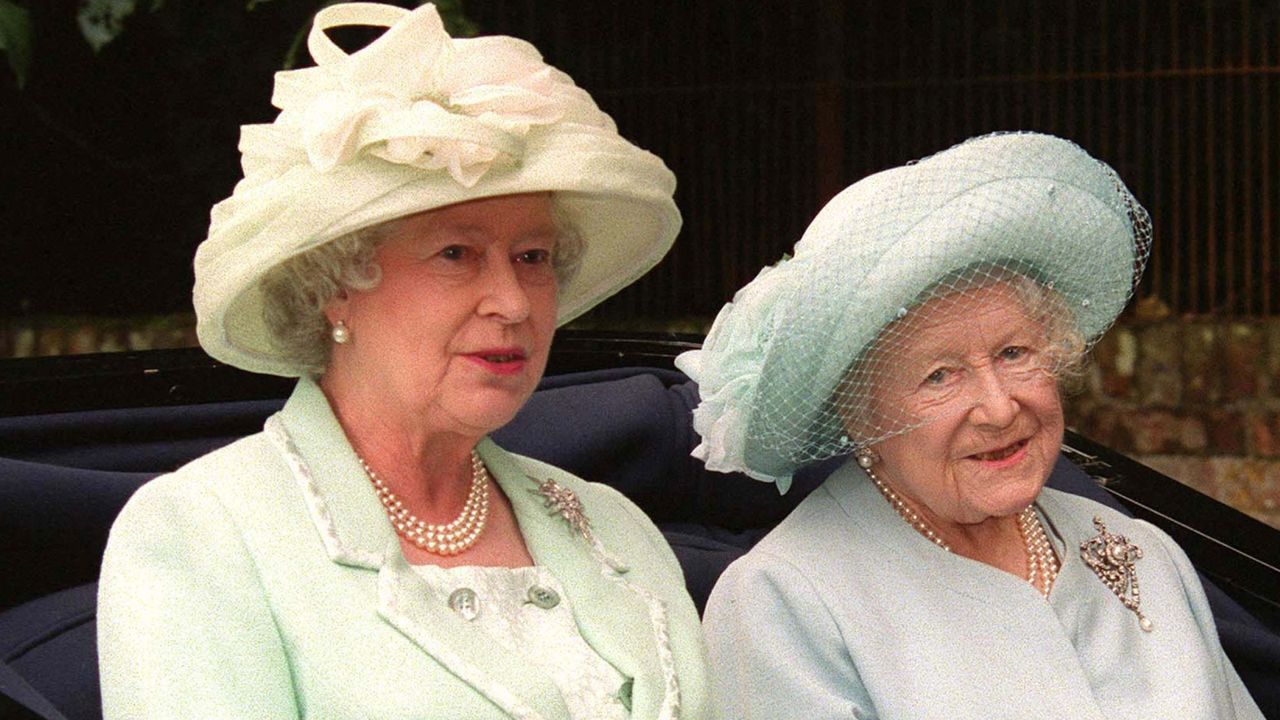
[246,3,614,188]
[676,258,799,491]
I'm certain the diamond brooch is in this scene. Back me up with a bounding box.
[532,477,593,542]
[1080,517,1153,632]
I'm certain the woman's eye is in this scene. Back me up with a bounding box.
[438,245,469,261]
[999,345,1030,362]
[516,248,553,265]
[923,368,949,385]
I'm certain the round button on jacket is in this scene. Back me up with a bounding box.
[448,587,481,621]
[526,585,560,609]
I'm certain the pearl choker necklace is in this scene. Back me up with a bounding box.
[862,462,1060,596]
[360,450,491,556]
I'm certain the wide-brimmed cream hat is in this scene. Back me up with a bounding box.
[194,2,680,376]
[677,132,1151,490]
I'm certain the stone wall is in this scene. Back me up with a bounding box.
[1064,316,1280,529]
[0,315,198,358]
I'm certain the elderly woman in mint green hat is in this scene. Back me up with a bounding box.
[681,133,1262,719]
[97,4,708,718]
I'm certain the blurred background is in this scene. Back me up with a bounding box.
[2,0,1278,526]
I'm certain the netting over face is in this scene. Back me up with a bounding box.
[829,268,1081,449]
[680,132,1153,486]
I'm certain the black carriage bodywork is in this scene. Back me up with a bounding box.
[1,332,1278,719]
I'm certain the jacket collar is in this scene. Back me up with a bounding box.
[266,378,677,719]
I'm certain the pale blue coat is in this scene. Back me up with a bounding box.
[704,462,1262,720]
[99,378,710,719]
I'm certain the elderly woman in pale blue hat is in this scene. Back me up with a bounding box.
[98,4,708,718]
[681,133,1262,719]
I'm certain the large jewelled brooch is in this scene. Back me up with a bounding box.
[1080,517,1153,632]
[531,478,593,541]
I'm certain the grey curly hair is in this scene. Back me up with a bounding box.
[260,198,584,376]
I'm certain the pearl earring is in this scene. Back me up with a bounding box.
[331,320,351,345]
[855,447,880,469]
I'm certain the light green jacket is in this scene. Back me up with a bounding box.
[99,378,710,719]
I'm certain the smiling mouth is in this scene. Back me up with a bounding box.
[970,439,1027,461]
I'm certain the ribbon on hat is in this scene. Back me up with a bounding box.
[241,2,614,187]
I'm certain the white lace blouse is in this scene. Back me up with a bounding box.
[412,564,631,719]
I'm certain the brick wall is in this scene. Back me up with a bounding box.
[1064,316,1280,529]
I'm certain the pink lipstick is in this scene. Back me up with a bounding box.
[465,347,528,376]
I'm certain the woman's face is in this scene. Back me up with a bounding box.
[865,283,1065,525]
[324,193,561,438]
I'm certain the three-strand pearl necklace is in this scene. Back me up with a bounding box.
[863,462,1060,596]
[360,450,491,556]
[1018,503,1059,596]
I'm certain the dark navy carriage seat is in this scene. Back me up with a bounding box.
[2,367,1278,720]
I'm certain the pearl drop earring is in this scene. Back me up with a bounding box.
[855,447,880,469]
[331,320,351,345]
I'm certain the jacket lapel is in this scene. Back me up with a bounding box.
[482,438,676,719]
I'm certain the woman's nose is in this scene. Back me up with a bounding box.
[476,257,532,323]
[968,369,1019,428]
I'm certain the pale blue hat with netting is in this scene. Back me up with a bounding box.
[676,132,1151,491]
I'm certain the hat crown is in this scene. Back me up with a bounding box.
[237,2,614,190]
